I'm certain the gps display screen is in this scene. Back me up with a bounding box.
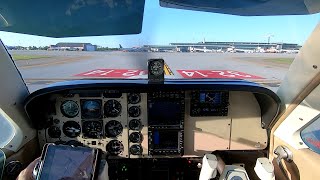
[148,101,182,126]
[152,130,179,150]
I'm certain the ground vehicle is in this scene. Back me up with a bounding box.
[1,0,320,179]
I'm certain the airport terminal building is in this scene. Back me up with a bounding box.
[48,43,97,51]
[144,41,301,53]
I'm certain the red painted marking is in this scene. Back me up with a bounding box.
[306,137,320,149]
[177,70,264,79]
[75,69,147,78]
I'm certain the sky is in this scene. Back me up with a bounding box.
[0,0,320,48]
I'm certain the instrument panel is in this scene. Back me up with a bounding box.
[44,91,188,158]
[25,80,281,159]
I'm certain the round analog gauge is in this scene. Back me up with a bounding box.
[129,132,143,143]
[81,100,101,119]
[104,100,122,117]
[150,61,164,76]
[129,119,142,131]
[130,144,143,155]
[106,140,124,155]
[128,106,141,117]
[82,121,103,138]
[5,161,23,176]
[62,121,81,138]
[105,120,123,137]
[48,126,61,138]
[60,100,79,118]
[128,93,141,104]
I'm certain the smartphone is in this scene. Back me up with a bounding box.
[36,144,100,180]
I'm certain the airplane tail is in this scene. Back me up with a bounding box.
[119,44,123,49]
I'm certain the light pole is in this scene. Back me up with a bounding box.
[267,34,274,44]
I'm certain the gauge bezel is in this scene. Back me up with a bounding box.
[80,99,102,119]
[105,120,123,137]
[129,119,142,131]
[128,93,141,104]
[47,126,61,138]
[60,100,79,118]
[106,140,124,155]
[62,121,81,138]
[82,120,103,139]
[130,144,143,155]
[104,99,122,117]
[128,106,141,117]
[129,132,143,143]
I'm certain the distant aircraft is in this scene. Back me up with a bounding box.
[234,49,254,53]
[226,47,253,53]
[216,48,224,53]
[265,47,280,53]
[189,47,215,53]
[280,49,300,54]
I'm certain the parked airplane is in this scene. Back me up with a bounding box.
[189,47,215,53]
[280,49,300,54]
[226,47,254,53]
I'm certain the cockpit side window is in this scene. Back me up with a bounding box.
[301,115,320,154]
[0,108,16,148]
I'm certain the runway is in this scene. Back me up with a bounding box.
[10,50,296,92]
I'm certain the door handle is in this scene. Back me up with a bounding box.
[274,145,293,180]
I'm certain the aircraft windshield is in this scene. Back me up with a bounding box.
[1,0,320,92]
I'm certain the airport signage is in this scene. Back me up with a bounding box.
[75,69,264,79]
[75,69,148,78]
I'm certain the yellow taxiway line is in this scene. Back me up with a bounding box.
[164,63,174,75]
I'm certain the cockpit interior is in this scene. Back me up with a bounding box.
[24,76,281,179]
[1,0,320,179]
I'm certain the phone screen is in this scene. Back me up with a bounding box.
[38,145,97,180]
